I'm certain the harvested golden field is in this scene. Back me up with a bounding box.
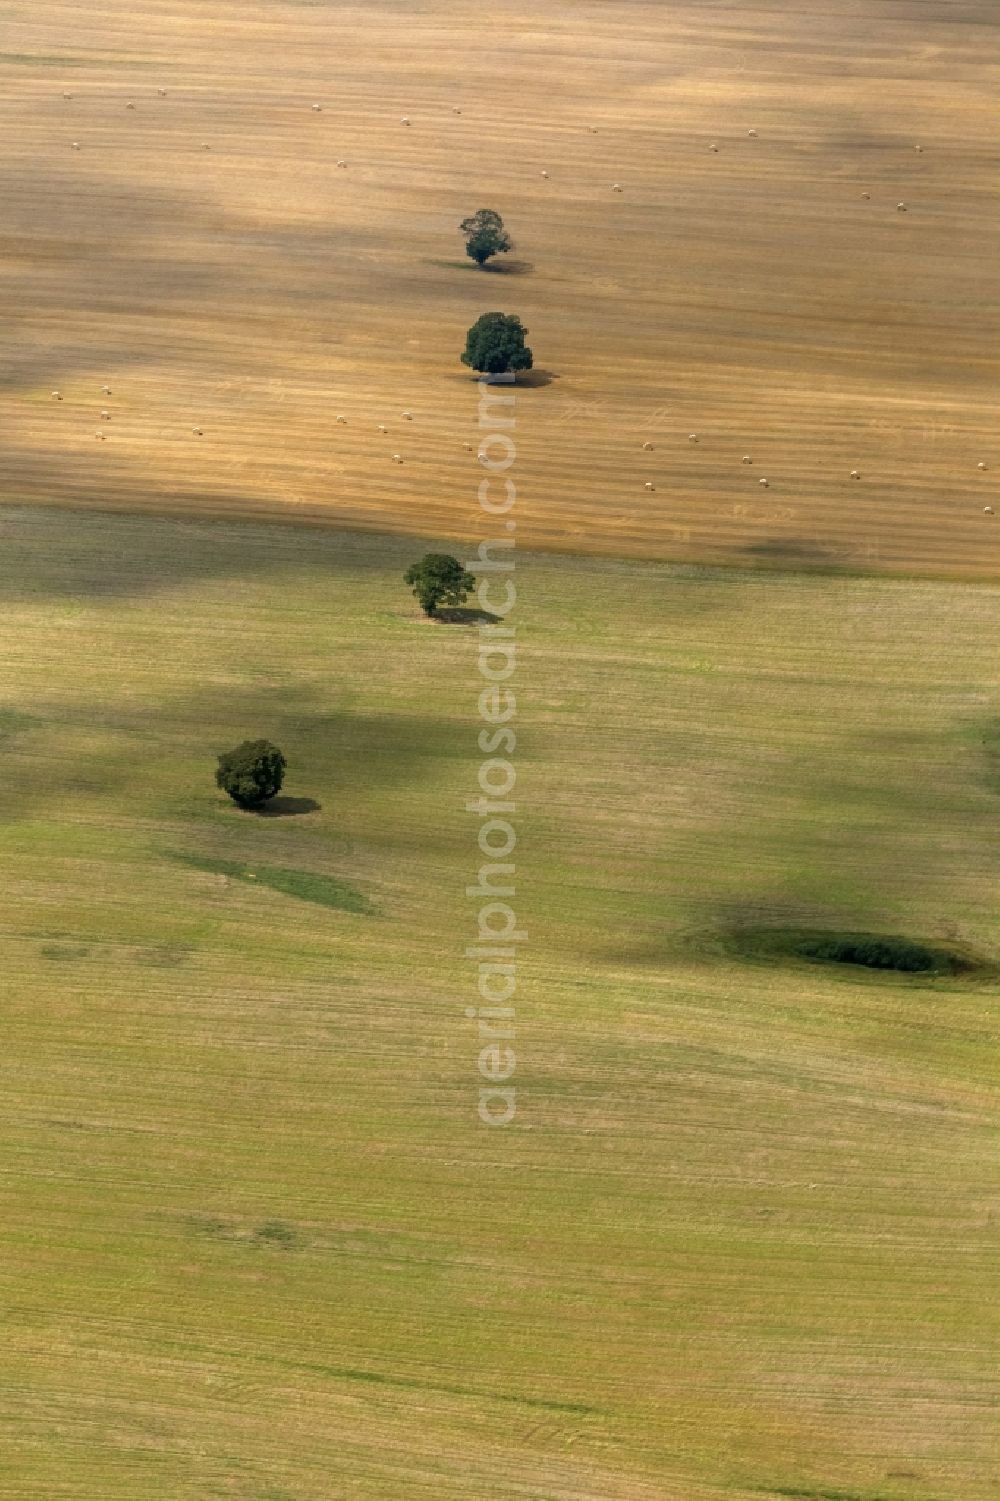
[2,0,999,574]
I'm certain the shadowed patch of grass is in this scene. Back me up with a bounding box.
[762,1488,905,1501]
[254,1220,297,1247]
[0,52,152,66]
[187,1216,299,1248]
[981,717,1000,792]
[132,942,194,967]
[0,53,88,66]
[39,943,90,962]
[0,708,42,741]
[167,850,375,914]
[280,1359,600,1414]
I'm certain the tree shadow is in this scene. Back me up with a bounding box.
[740,536,849,570]
[516,369,559,388]
[483,258,535,277]
[433,606,500,626]
[516,364,555,384]
[459,370,558,389]
[253,796,322,818]
[0,505,434,603]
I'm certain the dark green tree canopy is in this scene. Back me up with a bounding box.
[461,312,533,375]
[404,553,476,617]
[460,208,513,266]
[215,739,287,808]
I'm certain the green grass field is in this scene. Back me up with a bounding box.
[1,506,998,1500]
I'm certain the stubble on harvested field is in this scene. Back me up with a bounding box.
[2,0,999,575]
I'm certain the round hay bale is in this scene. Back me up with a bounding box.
[688,433,698,443]
[747,128,758,138]
[71,142,80,150]
[915,144,923,152]
[336,159,347,168]
[102,386,112,395]
[336,414,346,423]
[392,454,403,464]
[861,191,871,200]
[453,107,462,115]
[709,143,719,152]
[644,481,655,492]
[897,201,907,212]
[402,410,413,420]
[642,441,653,451]
[126,101,135,109]
[100,410,110,420]
[400,116,411,125]
[612,182,623,192]
[985,505,994,515]
[541,170,549,178]
[977,461,988,470]
[192,427,203,435]
[742,455,752,464]
[312,104,322,112]
[759,478,769,488]
[158,88,167,97]
[52,391,61,400]
[63,92,72,100]
[201,142,211,150]
[378,424,387,433]
[851,469,861,479]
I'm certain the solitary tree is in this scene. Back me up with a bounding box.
[461,312,533,376]
[404,554,476,617]
[216,739,287,809]
[460,208,512,267]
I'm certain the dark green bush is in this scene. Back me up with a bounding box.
[404,553,476,617]
[720,926,981,977]
[215,739,286,809]
[795,934,944,972]
[461,311,533,375]
[460,208,513,266]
